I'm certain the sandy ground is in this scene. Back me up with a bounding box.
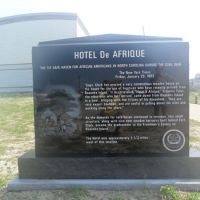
[190,104,200,122]
[0,133,34,179]
[0,188,162,200]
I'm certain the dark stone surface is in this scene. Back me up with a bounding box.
[32,35,189,157]
[18,150,200,179]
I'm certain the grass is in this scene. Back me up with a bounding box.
[160,185,200,200]
[0,92,34,138]
[0,178,7,188]
[70,187,90,200]
[189,119,200,150]
[0,93,34,192]
[0,145,7,154]
[109,196,126,200]
[160,185,182,200]
[190,136,200,143]
[190,89,200,104]
[190,119,200,126]
[1,93,200,199]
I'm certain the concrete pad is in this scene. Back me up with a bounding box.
[7,178,200,192]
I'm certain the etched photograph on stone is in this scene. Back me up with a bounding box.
[36,85,81,137]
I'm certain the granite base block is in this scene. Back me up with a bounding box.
[18,150,200,179]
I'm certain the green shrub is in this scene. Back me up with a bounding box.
[160,185,182,200]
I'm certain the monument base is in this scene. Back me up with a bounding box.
[18,149,200,179]
[7,178,200,192]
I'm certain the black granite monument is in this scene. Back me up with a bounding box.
[33,34,189,157]
[18,34,200,179]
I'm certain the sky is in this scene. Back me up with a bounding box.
[1,0,200,78]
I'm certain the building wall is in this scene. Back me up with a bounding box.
[0,20,77,64]
[0,64,32,92]
[0,13,89,92]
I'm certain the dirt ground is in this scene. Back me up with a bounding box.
[0,188,162,200]
[190,104,200,121]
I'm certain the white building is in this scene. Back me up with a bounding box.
[190,73,200,88]
[0,12,89,92]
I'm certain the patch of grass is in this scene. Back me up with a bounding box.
[0,178,7,188]
[190,91,200,104]
[0,94,34,137]
[190,119,200,127]
[189,119,200,149]
[0,93,34,191]
[190,136,200,143]
[70,187,90,200]
[0,145,7,155]
[187,192,200,200]
[160,185,200,200]
[109,196,126,200]
[0,175,14,190]
[160,185,182,200]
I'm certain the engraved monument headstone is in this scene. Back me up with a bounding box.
[32,34,189,157]
[17,35,199,180]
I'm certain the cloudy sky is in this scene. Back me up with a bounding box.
[1,0,199,78]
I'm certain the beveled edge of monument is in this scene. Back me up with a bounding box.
[7,177,200,192]
[38,34,183,46]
